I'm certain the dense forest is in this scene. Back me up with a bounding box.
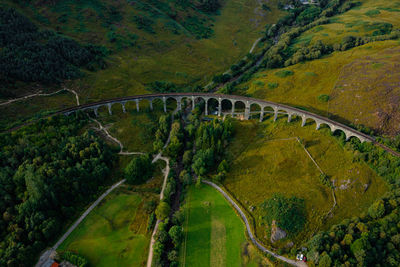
[0,7,107,97]
[0,113,114,266]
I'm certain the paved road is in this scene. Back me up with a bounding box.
[35,179,126,267]
[202,180,307,267]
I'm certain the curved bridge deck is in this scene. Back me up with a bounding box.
[59,93,373,143]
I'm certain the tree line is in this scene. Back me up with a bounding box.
[0,7,107,97]
[0,113,114,266]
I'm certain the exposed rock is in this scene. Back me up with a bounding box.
[270,220,287,243]
[285,241,294,248]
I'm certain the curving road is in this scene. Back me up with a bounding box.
[202,180,307,267]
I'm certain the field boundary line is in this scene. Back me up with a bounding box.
[202,180,306,267]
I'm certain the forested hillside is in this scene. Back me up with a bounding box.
[0,114,114,265]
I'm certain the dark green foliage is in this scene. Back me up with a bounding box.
[168,225,182,247]
[182,16,214,39]
[191,118,233,175]
[318,94,330,102]
[133,15,155,33]
[125,154,154,184]
[213,73,232,84]
[268,82,279,89]
[0,114,113,266]
[148,81,178,93]
[156,201,171,220]
[199,0,220,13]
[260,194,305,234]
[0,8,107,93]
[307,189,400,266]
[296,6,322,26]
[319,173,333,188]
[275,69,294,78]
[61,251,89,267]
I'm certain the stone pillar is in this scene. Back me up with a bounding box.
[191,96,195,111]
[259,110,264,122]
[205,99,208,116]
[107,103,112,115]
[231,101,235,117]
[122,102,126,113]
[316,122,321,130]
[177,97,182,111]
[136,99,139,112]
[273,108,278,122]
[287,113,292,123]
[301,115,306,127]
[163,97,167,113]
[244,101,250,120]
[93,107,99,117]
[218,98,222,117]
[150,100,153,111]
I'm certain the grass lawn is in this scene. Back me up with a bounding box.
[57,156,165,266]
[180,184,247,267]
[58,188,150,266]
[244,39,400,135]
[223,119,387,247]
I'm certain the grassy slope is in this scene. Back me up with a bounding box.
[58,189,150,266]
[57,157,165,266]
[244,40,400,134]
[292,0,400,47]
[0,0,283,130]
[73,0,283,102]
[181,184,246,267]
[223,119,387,246]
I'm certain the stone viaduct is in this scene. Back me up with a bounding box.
[61,93,374,143]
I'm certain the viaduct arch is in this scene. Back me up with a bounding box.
[60,93,374,143]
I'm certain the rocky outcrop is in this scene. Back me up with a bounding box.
[271,220,287,243]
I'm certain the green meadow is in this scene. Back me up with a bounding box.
[180,184,247,267]
[223,119,387,246]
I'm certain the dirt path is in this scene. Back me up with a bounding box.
[0,87,80,106]
[202,180,307,267]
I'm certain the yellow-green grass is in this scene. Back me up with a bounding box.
[223,119,387,246]
[0,90,77,131]
[180,184,247,267]
[91,100,176,153]
[67,0,284,102]
[292,0,400,47]
[57,155,165,266]
[58,188,150,267]
[244,40,400,134]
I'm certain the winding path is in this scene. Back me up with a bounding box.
[202,180,307,267]
[0,87,80,106]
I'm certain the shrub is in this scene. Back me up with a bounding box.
[260,193,305,234]
[125,154,153,184]
[268,82,279,89]
[274,70,294,78]
[156,201,171,220]
[318,94,330,102]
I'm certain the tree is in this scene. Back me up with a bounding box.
[156,201,170,221]
[260,194,305,234]
[368,199,385,219]
[319,252,332,267]
[124,154,153,184]
[168,225,182,247]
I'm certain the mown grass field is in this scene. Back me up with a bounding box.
[223,119,387,246]
[291,0,400,47]
[57,155,165,266]
[180,184,247,267]
[244,40,400,135]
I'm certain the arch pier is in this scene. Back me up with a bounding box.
[62,93,373,143]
